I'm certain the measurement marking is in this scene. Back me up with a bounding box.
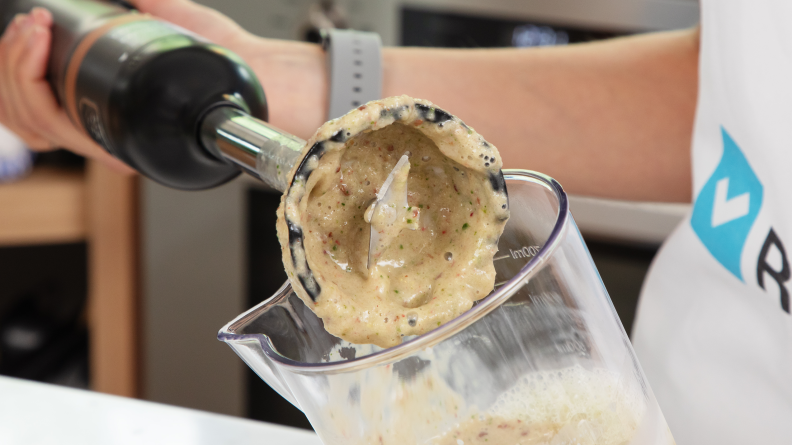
[498,245,542,260]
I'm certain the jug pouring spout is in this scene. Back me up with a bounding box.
[217,281,305,409]
[219,333,300,409]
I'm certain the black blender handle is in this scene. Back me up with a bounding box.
[0,0,269,190]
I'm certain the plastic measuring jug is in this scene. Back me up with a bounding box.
[218,170,676,445]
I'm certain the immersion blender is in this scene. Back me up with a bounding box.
[0,0,304,191]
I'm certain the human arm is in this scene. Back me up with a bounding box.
[211,27,699,203]
[0,0,698,201]
[138,0,698,202]
[380,30,699,203]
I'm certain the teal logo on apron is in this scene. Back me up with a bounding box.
[691,128,763,280]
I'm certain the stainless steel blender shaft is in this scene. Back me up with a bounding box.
[200,107,305,192]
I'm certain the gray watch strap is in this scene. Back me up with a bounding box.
[323,29,382,120]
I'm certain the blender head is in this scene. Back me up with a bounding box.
[219,170,583,371]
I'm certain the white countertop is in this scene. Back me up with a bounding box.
[0,376,323,445]
[569,195,690,246]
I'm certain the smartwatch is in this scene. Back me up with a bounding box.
[321,29,382,120]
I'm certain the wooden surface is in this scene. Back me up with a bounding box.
[86,161,140,397]
[0,162,141,398]
[0,167,86,246]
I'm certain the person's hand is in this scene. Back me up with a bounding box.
[0,7,132,173]
[0,0,253,174]
[0,0,325,172]
[0,0,253,173]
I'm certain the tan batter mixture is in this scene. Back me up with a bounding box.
[277,96,509,347]
[314,356,673,445]
[430,367,645,445]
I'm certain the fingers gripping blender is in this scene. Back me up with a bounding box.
[0,0,304,192]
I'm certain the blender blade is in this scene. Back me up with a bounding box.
[366,154,410,269]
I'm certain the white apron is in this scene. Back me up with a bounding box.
[632,1,792,444]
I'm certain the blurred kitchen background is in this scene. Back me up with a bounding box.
[0,0,697,432]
